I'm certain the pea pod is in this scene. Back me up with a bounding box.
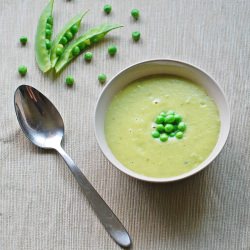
[55,23,123,73]
[35,0,54,73]
[50,11,88,68]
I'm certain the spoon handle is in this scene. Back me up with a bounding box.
[56,146,131,248]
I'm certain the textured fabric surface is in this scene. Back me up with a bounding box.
[0,0,249,249]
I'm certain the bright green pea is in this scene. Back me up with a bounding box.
[84,52,93,61]
[45,39,52,49]
[18,65,27,76]
[167,110,175,115]
[169,132,176,137]
[46,23,52,30]
[131,9,140,20]
[65,31,73,41]
[165,114,175,124]
[56,47,63,56]
[60,36,68,45]
[45,29,52,39]
[178,122,186,132]
[72,46,80,56]
[47,16,53,25]
[156,124,165,133]
[98,73,107,84]
[65,75,74,86]
[175,131,183,139]
[155,115,165,124]
[20,36,28,45]
[132,31,140,41]
[152,130,160,138]
[70,24,79,34]
[160,112,167,117]
[108,45,117,56]
[165,124,174,133]
[103,4,112,14]
[160,133,168,142]
[174,114,182,123]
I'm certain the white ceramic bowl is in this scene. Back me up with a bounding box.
[94,59,230,182]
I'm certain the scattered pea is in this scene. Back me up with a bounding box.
[65,31,73,41]
[131,9,140,20]
[156,124,165,133]
[18,65,27,76]
[165,114,175,124]
[108,45,117,56]
[84,52,93,61]
[160,112,167,117]
[70,24,79,34]
[72,46,80,56]
[160,133,168,142]
[98,73,107,84]
[174,114,182,123]
[178,122,186,132]
[103,4,112,14]
[175,131,183,139]
[165,124,174,133]
[132,31,140,41]
[65,75,74,86]
[20,36,28,45]
[45,39,52,49]
[169,132,176,137]
[152,130,160,138]
[155,115,165,124]
[60,36,68,45]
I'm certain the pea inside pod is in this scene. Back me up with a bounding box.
[55,23,123,73]
[50,11,88,68]
[35,0,54,73]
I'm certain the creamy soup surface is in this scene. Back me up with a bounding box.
[105,75,220,178]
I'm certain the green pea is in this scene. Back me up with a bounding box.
[165,114,175,124]
[167,110,175,115]
[175,131,183,139]
[56,46,64,56]
[132,31,140,41]
[45,39,52,49]
[20,36,28,45]
[65,31,73,41]
[78,42,86,50]
[98,73,107,84]
[152,130,160,138]
[165,124,174,133]
[156,124,165,133]
[172,125,178,132]
[84,52,93,61]
[131,9,140,20]
[169,132,176,137]
[72,46,80,56]
[70,24,79,34]
[47,16,53,25]
[45,29,52,39]
[46,23,52,30]
[174,114,182,123]
[160,112,167,117]
[60,36,68,45]
[65,75,74,86]
[178,122,186,132]
[104,4,112,14]
[18,65,27,76]
[155,115,165,124]
[160,133,168,142]
[108,45,117,56]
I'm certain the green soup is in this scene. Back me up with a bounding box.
[105,76,220,178]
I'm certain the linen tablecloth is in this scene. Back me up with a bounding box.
[0,0,249,249]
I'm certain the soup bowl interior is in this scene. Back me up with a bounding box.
[95,59,230,182]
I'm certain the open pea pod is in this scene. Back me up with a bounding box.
[55,23,123,73]
[50,11,88,68]
[35,0,54,73]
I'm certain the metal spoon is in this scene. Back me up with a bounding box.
[14,85,131,248]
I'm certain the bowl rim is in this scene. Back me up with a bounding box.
[94,58,231,182]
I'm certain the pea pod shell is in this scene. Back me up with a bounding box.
[55,23,123,73]
[35,0,54,73]
[50,11,88,68]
